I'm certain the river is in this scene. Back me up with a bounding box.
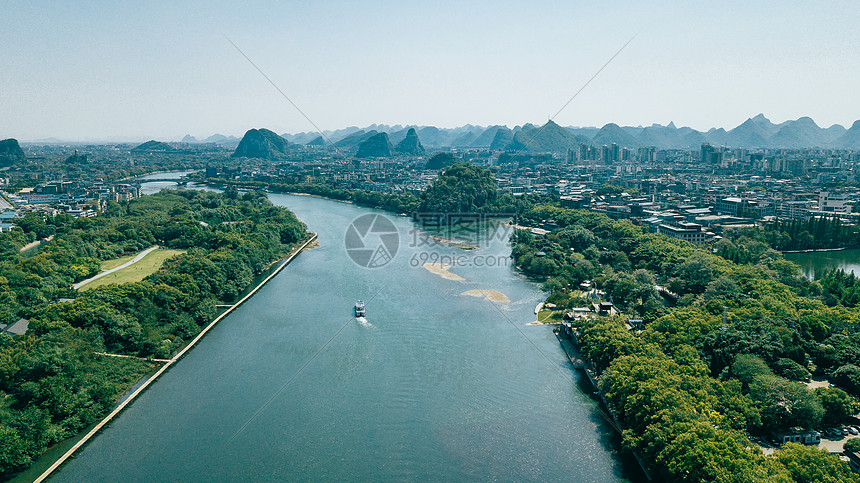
[138,170,201,196]
[784,249,860,280]
[48,191,632,481]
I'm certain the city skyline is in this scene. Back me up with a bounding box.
[2,1,858,141]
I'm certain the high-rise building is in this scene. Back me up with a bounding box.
[637,146,656,163]
[701,143,723,165]
[601,143,620,163]
[579,143,593,162]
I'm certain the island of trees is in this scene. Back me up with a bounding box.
[0,189,308,475]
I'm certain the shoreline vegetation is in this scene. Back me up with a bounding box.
[781,247,847,254]
[33,232,317,483]
[511,204,860,481]
[0,189,311,478]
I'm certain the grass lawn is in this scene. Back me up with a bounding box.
[100,253,138,271]
[538,309,564,323]
[81,249,185,290]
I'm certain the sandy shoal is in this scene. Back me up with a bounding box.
[423,262,466,281]
[461,289,510,304]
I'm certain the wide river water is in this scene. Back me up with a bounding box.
[49,188,631,481]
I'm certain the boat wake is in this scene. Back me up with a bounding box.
[356,316,374,328]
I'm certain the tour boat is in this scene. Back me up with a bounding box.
[354,300,366,317]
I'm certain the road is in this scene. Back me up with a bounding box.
[760,432,857,455]
[73,246,159,289]
[0,192,13,211]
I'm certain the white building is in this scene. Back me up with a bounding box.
[819,191,851,213]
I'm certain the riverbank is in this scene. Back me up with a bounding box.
[204,181,355,206]
[782,247,847,254]
[34,232,318,482]
[553,325,652,481]
[289,191,353,204]
[119,169,199,183]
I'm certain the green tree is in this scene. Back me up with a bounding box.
[831,364,860,395]
[773,358,810,382]
[655,420,792,482]
[729,354,773,390]
[556,225,597,251]
[750,375,823,430]
[774,443,859,483]
[417,163,501,214]
[814,387,858,426]
[0,424,32,472]
[671,251,718,294]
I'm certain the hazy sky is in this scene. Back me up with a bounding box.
[1,1,858,141]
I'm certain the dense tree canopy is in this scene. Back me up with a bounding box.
[511,203,860,479]
[418,163,516,214]
[0,190,309,475]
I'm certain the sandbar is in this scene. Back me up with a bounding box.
[461,289,510,304]
[423,262,466,281]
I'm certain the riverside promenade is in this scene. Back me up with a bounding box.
[35,233,318,482]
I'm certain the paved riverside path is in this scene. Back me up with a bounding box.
[73,245,159,290]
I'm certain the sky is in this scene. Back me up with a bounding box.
[1,1,858,142]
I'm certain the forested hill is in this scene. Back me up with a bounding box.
[417,163,518,214]
[0,190,309,476]
[208,162,537,216]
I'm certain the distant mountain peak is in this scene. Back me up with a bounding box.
[232,128,290,159]
[268,114,855,153]
[356,132,394,158]
[592,122,641,148]
[508,120,591,152]
[132,140,174,152]
[334,129,377,150]
[305,136,326,146]
[0,138,25,167]
[489,127,514,150]
[394,128,425,155]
